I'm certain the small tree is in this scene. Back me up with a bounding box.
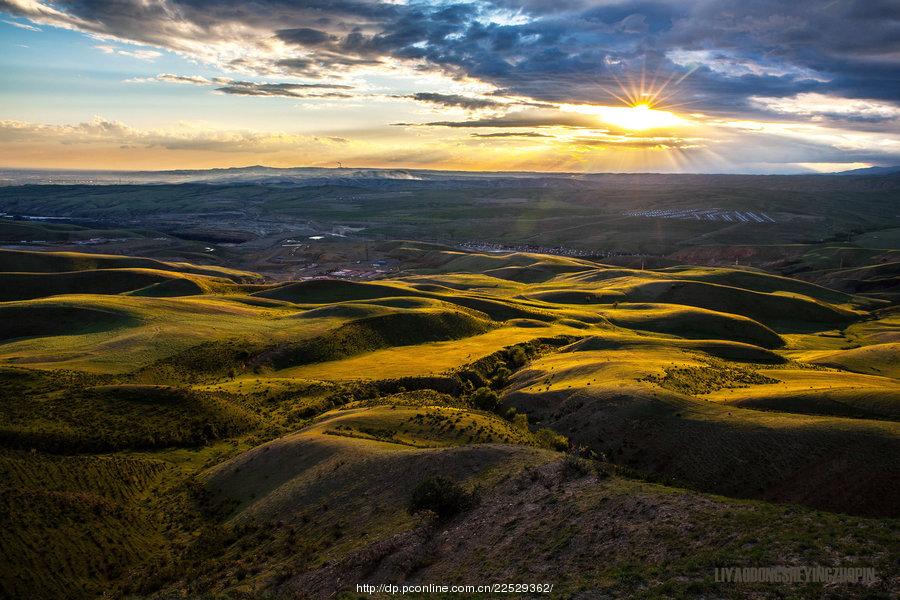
[408,476,478,520]
[491,366,512,389]
[507,347,527,368]
[471,386,501,412]
[535,428,569,451]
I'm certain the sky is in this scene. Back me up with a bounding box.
[0,0,898,173]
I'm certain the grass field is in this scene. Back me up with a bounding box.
[1,244,897,599]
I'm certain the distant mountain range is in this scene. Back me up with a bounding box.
[2,164,899,186]
[836,165,900,176]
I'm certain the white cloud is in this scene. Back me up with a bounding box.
[795,162,873,173]
[0,117,345,153]
[125,74,217,85]
[750,93,900,122]
[3,19,41,31]
[717,118,900,158]
[667,49,828,82]
[94,44,161,61]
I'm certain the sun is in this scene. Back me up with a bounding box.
[563,101,687,131]
[601,102,685,130]
[558,68,695,131]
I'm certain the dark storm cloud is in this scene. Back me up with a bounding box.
[276,27,335,46]
[661,0,900,105]
[2,0,898,115]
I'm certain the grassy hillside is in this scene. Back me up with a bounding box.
[0,268,237,301]
[0,383,258,453]
[259,310,494,370]
[0,246,897,599]
[799,342,900,378]
[601,304,784,348]
[278,463,897,600]
[253,279,422,303]
[0,248,258,282]
[0,300,142,341]
[0,452,168,599]
[504,344,900,516]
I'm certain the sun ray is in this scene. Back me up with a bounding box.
[568,63,699,132]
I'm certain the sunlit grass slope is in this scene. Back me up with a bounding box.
[0,268,237,301]
[281,323,585,381]
[798,342,899,378]
[0,248,258,281]
[504,342,900,516]
[703,368,900,420]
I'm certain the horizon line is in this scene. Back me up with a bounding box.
[1,164,895,177]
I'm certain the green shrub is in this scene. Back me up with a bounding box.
[535,428,569,451]
[491,366,512,389]
[512,413,529,431]
[408,476,479,520]
[507,347,528,368]
[470,387,501,412]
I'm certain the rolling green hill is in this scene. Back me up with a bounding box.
[504,345,900,516]
[1,246,897,599]
[0,268,236,301]
[0,248,259,282]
